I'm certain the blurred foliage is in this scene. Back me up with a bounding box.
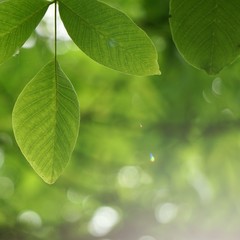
[1,0,240,239]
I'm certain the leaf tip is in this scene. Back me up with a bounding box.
[149,65,161,76]
[40,173,59,185]
[43,178,57,185]
[155,68,161,76]
[202,64,222,75]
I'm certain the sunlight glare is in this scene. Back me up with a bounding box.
[36,4,71,41]
[22,36,37,49]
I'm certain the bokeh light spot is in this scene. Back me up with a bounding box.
[62,205,81,223]
[18,210,42,228]
[67,188,83,204]
[189,170,213,203]
[0,148,4,168]
[202,90,212,103]
[88,206,119,237]
[155,203,178,224]
[212,77,222,95]
[0,177,14,199]
[118,166,141,188]
[139,236,156,240]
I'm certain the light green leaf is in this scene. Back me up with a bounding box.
[58,0,160,76]
[169,0,240,74]
[0,0,50,64]
[12,61,80,184]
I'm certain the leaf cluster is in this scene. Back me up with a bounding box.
[0,0,159,183]
[0,0,239,183]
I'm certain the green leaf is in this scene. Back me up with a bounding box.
[0,0,50,64]
[12,61,80,184]
[58,0,160,76]
[169,0,240,74]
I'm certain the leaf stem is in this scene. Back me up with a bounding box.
[54,0,57,62]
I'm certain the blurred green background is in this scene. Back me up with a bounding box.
[1,0,240,239]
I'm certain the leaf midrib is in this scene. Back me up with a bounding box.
[51,60,59,182]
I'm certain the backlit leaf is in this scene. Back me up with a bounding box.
[12,61,80,184]
[58,0,160,76]
[0,0,50,64]
[169,0,240,74]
